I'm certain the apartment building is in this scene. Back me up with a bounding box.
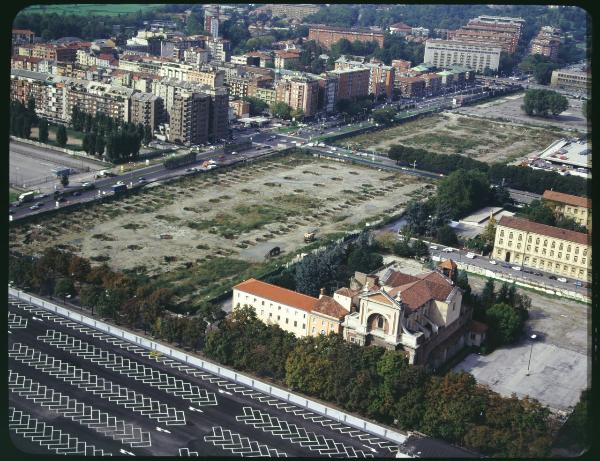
[307,292,349,337]
[246,51,274,68]
[250,86,277,106]
[492,216,591,281]
[11,56,44,72]
[550,68,591,93]
[424,39,502,72]
[315,74,338,113]
[450,15,524,54]
[169,90,210,145]
[530,26,562,59]
[275,75,319,117]
[389,22,413,37]
[335,57,395,100]
[542,190,592,229]
[259,4,321,21]
[130,92,164,131]
[395,76,426,98]
[342,268,470,367]
[274,50,301,70]
[12,29,35,45]
[183,47,210,66]
[327,68,370,101]
[205,38,231,62]
[187,69,225,88]
[308,25,384,49]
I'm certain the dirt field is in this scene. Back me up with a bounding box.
[336,112,569,164]
[10,154,432,300]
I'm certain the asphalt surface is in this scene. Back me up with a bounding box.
[8,295,406,458]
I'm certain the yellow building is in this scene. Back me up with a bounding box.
[493,216,591,281]
[542,190,592,230]
[307,292,349,336]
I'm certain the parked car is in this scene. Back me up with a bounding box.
[557,277,567,283]
[512,266,522,271]
[442,247,453,253]
[465,252,476,259]
[489,260,497,265]
[29,204,40,210]
[574,281,583,287]
[502,263,511,269]
[534,271,543,276]
[548,275,557,280]
[429,245,438,250]
[72,191,81,196]
[116,180,125,186]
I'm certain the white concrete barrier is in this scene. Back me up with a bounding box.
[8,287,408,445]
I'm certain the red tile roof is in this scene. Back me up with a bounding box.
[312,296,348,319]
[542,190,591,209]
[438,259,457,270]
[382,270,419,287]
[334,287,358,297]
[233,278,318,312]
[387,272,454,312]
[498,216,589,245]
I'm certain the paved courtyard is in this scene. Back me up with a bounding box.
[454,340,588,412]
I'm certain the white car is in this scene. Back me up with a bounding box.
[442,247,454,253]
[557,277,567,283]
[465,252,476,259]
[511,266,521,271]
[489,260,497,265]
[116,180,125,186]
[429,245,439,250]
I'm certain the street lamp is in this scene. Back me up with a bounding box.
[525,334,537,376]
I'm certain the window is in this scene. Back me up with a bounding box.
[542,249,547,255]
[509,232,513,239]
[559,243,563,251]
[285,318,288,324]
[558,252,562,259]
[508,241,513,247]
[518,234,523,241]
[536,237,540,244]
[583,249,588,256]
[535,246,539,253]
[302,323,305,329]
[499,238,504,245]
[312,327,315,333]
[303,313,306,318]
[377,316,384,328]
[582,257,587,264]
[321,320,324,326]
[261,300,264,306]
[574,256,578,263]
[575,247,579,255]
[261,310,264,316]
[550,250,554,257]
[350,337,355,343]
[527,245,531,251]
[533,258,537,264]
[551,242,555,249]
[269,313,272,317]
[517,243,521,249]
[544,239,548,247]
[500,230,504,237]
[528,236,532,243]
[277,315,280,321]
[294,321,297,327]
[278,305,281,310]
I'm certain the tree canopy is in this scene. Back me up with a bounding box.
[522,89,569,117]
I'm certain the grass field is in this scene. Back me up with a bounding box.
[30,126,84,151]
[9,154,433,304]
[21,4,163,16]
[334,112,569,164]
[9,190,20,203]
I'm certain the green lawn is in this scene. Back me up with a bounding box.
[21,4,163,16]
[9,190,20,203]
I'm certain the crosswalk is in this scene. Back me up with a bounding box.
[8,370,151,448]
[204,426,288,457]
[37,330,218,407]
[236,407,373,458]
[9,407,112,456]
[8,312,28,329]
[9,343,186,426]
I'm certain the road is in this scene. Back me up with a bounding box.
[424,243,589,293]
[8,295,405,457]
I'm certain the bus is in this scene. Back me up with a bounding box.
[18,191,35,204]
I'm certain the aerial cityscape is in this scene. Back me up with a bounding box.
[8,3,591,458]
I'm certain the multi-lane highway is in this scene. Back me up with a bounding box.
[9,295,410,457]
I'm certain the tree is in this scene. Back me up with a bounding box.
[436,170,491,220]
[412,239,429,258]
[242,96,269,116]
[54,278,75,301]
[38,118,48,143]
[143,125,152,145]
[522,89,568,117]
[480,279,496,310]
[372,107,397,126]
[435,224,458,247]
[346,247,383,274]
[270,101,292,119]
[486,303,523,347]
[56,125,68,147]
[290,108,305,121]
[524,199,555,225]
[481,215,497,247]
[95,135,105,156]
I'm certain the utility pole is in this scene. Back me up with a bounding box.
[526,334,537,376]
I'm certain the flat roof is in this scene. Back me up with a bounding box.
[538,139,591,169]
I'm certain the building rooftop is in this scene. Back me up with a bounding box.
[537,138,591,169]
[497,216,589,245]
[233,278,318,312]
[308,24,384,35]
[542,190,591,209]
[312,295,348,319]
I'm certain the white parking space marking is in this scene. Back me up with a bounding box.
[204,426,287,457]
[8,370,151,447]
[9,407,112,456]
[8,312,28,329]
[9,343,186,426]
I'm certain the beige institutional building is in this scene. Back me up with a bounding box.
[493,216,591,281]
[542,190,591,230]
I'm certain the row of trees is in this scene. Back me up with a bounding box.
[204,307,552,457]
[9,247,223,346]
[10,100,36,140]
[522,89,569,117]
[387,144,589,197]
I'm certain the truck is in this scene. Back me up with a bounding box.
[304,229,317,243]
[95,170,115,179]
[112,184,127,194]
[18,191,36,204]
